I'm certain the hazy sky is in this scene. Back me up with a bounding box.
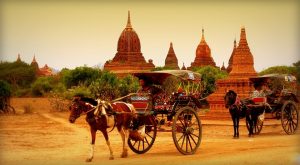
[1,0,299,71]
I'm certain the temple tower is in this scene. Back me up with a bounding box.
[164,42,179,69]
[189,29,216,69]
[207,27,257,118]
[30,55,40,72]
[104,11,155,72]
[16,54,21,62]
[229,27,257,78]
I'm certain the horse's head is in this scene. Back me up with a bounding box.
[224,90,237,108]
[69,97,84,123]
[69,96,97,123]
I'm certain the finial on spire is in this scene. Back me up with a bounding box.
[234,38,237,48]
[170,42,173,47]
[126,10,132,28]
[201,28,205,42]
[32,54,37,63]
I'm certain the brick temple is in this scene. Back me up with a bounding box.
[189,29,216,69]
[104,11,155,72]
[164,42,179,69]
[30,55,53,76]
[207,27,257,118]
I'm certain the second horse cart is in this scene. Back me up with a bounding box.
[246,74,299,135]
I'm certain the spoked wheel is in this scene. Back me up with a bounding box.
[246,118,263,135]
[128,116,157,154]
[172,106,202,155]
[281,101,298,135]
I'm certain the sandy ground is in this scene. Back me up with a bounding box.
[0,98,299,165]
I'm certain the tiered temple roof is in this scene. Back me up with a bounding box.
[189,29,216,69]
[104,11,155,72]
[164,42,179,69]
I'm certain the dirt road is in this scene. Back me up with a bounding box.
[0,98,299,165]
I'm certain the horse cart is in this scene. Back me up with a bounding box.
[126,70,203,155]
[246,74,299,135]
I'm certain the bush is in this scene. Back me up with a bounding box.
[89,71,120,100]
[119,75,139,96]
[62,67,101,88]
[31,77,54,96]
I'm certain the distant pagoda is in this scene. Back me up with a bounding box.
[189,29,216,69]
[164,42,179,69]
[104,11,155,72]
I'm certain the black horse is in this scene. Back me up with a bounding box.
[224,90,265,138]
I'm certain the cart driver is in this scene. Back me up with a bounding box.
[137,78,163,99]
[251,82,272,98]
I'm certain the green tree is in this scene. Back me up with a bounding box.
[193,66,228,97]
[119,75,139,96]
[0,61,36,89]
[293,61,300,83]
[89,71,120,100]
[0,80,11,97]
[259,65,297,76]
[62,66,101,88]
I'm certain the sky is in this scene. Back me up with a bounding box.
[0,0,299,72]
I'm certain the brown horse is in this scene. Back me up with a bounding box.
[69,96,136,162]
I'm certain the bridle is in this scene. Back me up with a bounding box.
[225,91,241,110]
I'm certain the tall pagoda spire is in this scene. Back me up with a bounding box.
[229,26,257,78]
[189,28,216,68]
[126,10,132,29]
[164,42,179,69]
[16,53,21,62]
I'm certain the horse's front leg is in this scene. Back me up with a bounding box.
[118,127,129,158]
[86,128,96,162]
[102,129,114,160]
[236,117,240,138]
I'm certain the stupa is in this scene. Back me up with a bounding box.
[164,42,179,69]
[207,27,257,118]
[104,11,155,72]
[189,29,216,69]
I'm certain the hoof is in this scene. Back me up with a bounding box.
[109,156,114,160]
[86,157,93,162]
[121,152,128,158]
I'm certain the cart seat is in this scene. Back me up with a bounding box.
[130,95,151,112]
[252,97,267,105]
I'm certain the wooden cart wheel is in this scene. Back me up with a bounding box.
[128,116,157,154]
[172,106,202,155]
[281,101,298,135]
[246,118,263,135]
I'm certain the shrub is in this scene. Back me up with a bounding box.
[31,77,54,96]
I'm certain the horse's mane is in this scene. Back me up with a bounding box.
[80,97,98,106]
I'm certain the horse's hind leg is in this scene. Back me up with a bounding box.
[236,117,240,138]
[102,130,114,160]
[86,129,96,162]
[119,127,128,158]
[231,115,237,138]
